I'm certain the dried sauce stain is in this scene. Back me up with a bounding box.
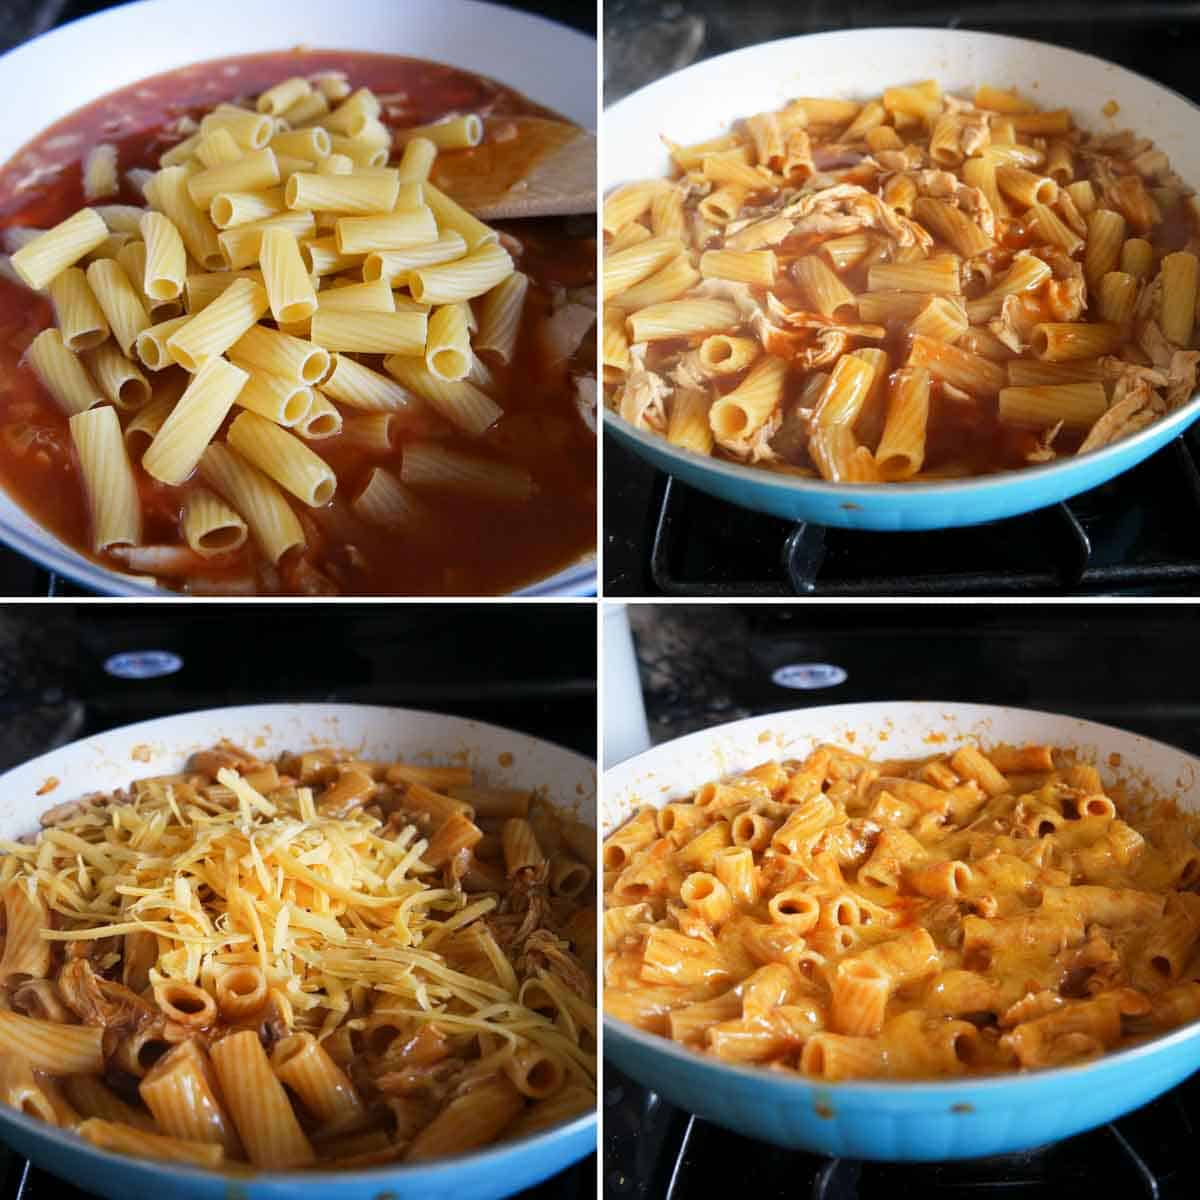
[924,731,947,744]
[130,744,152,763]
[758,731,771,743]
[1108,753,1123,768]
[814,1101,835,1119]
[35,777,59,795]
[950,1103,974,1114]
[499,751,514,767]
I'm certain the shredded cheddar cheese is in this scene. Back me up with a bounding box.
[0,741,596,1169]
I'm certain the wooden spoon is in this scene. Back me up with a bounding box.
[430,116,596,221]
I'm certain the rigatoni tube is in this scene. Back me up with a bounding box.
[309,310,427,355]
[708,357,787,443]
[198,443,305,564]
[25,328,103,415]
[10,208,108,290]
[226,410,336,506]
[167,277,269,371]
[208,1029,314,1169]
[143,357,248,485]
[997,382,1108,430]
[48,267,109,351]
[875,366,932,480]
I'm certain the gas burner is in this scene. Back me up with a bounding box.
[607,431,1200,597]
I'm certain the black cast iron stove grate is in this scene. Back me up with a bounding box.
[644,430,1200,596]
[605,1065,1200,1200]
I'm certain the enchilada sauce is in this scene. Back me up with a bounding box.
[0,50,596,594]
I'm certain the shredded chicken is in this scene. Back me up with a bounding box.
[779,309,887,341]
[541,301,595,363]
[486,863,551,957]
[56,958,156,1033]
[38,793,106,828]
[1078,370,1163,453]
[1046,276,1087,323]
[11,978,72,1023]
[1099,356,1167,389]
[1137,318,1173,368]
[617,344,670,433]
[988,293,1039,353]
[1165,350,1200,409]
[716,407,783,463]
[959,111,991,158]
[694,277,762,321]
[669,351,710,393]
[1135,276,1162,324]
[516,929,592,1000]
[782,182,934,251]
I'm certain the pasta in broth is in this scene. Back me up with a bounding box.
[604,82,1200,482]
[0,51,596,595]
[0,742,596,1169]
[603,740,1200,1079]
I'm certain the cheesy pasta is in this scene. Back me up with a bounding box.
[603,740,1200,1078]
[0,742,596,1169]
[604,81,1200,480]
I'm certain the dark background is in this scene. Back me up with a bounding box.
[627,602,1200,753]
[0,601,597,767]
[2,0,594,53]
[604,0,1193,101]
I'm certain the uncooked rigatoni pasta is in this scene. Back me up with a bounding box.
[605,81,1200,480]
[604,738,1200,1078]
[0,53,595,594]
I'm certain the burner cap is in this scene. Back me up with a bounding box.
[103,650,183,680]
[771,662,848,690]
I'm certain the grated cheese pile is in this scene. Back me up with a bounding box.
[0,757,593,1081]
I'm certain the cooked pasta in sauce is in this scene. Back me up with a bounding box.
[0,50,596,595]
[603,82,1200,482]
[603,740,1200,1078]
[0,741,596,1169]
